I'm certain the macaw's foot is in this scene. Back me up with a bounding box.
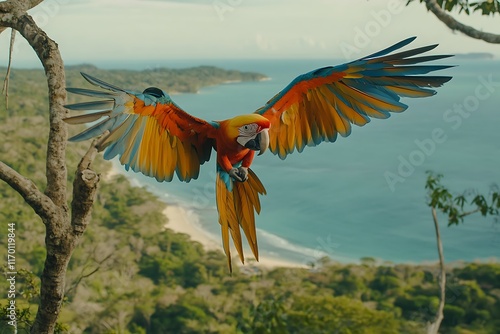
[229,167,248,182]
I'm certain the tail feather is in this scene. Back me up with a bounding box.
[216,166,266,272]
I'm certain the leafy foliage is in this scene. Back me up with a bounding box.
[425,171,500,225]
[407,0,500,15]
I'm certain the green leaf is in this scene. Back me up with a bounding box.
[454,195,467,208]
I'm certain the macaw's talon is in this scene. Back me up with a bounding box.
[238,166,249,182]
[229,167,247,182]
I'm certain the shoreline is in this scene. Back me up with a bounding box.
[162,204,307,270]
[162,205,220,251]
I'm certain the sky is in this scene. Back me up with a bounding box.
[1,0,499,68]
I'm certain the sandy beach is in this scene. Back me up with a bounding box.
[163,205,221,251]
[163,204,306,270]
[106,164,306,270]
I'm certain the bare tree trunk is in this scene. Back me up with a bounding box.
[0,1,101,333]
[427,207,446,334]
[424,0,500,44]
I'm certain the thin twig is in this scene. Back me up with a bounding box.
[460,208,481,218]
[0,161,60,223]
[2,28,16,111]
[65,251,114,296]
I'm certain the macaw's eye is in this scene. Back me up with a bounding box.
[239,123,258,135]
[143,87,165,98]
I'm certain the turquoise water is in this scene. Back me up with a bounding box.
[105,58,500,265]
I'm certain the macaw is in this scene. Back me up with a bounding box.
[64,37,452,271]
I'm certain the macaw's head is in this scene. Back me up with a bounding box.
[227,114,271,156]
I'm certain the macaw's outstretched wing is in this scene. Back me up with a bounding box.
[215,165,266,272]
[255,36,454,159]
[65,73,215,182]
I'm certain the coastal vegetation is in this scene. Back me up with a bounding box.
[1,66,499,333]
[1,64,267,119]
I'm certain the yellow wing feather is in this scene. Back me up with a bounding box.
[255,38,453,159]
[65,73,214,183]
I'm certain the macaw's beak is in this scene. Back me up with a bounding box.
[244,129,269,156]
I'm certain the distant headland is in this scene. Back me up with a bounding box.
[454,52,495,60]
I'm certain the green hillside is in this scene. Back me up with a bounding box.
[1,66,499,334]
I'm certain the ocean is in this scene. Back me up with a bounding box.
[101,57,500,266]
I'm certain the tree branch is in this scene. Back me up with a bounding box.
[424,0,500,43]
[427,207,446,334]
[0,161,59,222]
[0,0,43,13]
[0,0,42,34]
[460,207,481,217]
[71,139,102,235]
